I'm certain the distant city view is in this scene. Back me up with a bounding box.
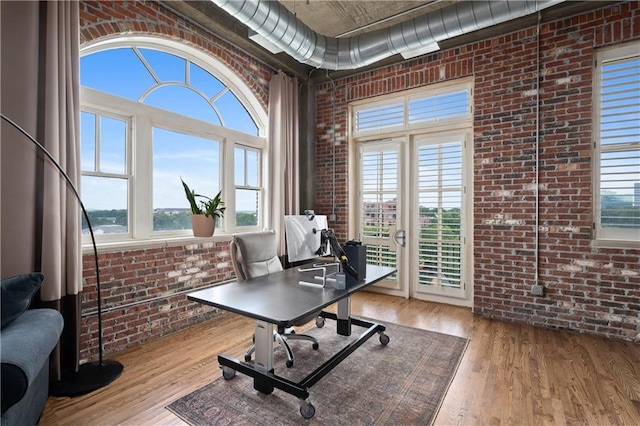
[82,209,258,234]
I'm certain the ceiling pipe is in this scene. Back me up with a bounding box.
[211,0,562,70]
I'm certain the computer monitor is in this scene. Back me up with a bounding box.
[284,214,330,263]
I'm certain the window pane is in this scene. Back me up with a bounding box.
[144,86,221,125]
[189,63,225,99]
[600,150,640,229]
[235,147,260,187]
[152,127,221,232]
[234,147,245,185]
[100,116,126,174]
[246,150,259,186]
[236,189,259,227]
[81,176,128,235]
[138,48,185,83]
[81,111,96,172]
[600,57,640,146]
[361,148,398,239]
[81,48,155,100]
[355,103,404,132]
[216,91,258,135]
[409,90,469,123]
[417,141,462,290]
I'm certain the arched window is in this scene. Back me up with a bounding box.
[80,37,267,243]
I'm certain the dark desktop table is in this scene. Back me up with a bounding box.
[187,263,396,418]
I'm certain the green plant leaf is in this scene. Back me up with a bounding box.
[181,179,225,219]
[181,178,202,215]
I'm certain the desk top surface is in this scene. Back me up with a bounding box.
[187,264,396,326]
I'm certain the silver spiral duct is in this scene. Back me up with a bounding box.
[212,0,562,70]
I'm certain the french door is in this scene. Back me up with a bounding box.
[354,132,472,305]
[357,140,406,293]
[412,133,470,302]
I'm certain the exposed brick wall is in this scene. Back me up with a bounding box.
[81,241,234,359]
[79,0,274,360]
[316,2,639,341]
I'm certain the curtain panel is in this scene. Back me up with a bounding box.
[1,1,82,380]
[268,71,300,255]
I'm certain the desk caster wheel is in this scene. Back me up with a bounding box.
[379,332,390,346]
[316,316,325,328]
[221,366,236,380]
[299,400,316,419]
[286,359,294,368]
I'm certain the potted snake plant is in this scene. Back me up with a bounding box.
[181,178,225,237]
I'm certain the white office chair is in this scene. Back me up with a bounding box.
[230,230,320,368]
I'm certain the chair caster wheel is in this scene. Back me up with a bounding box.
[379,332,390,345]
[221,366,236,380]
[286,359,294,368]
[300,401,315,418]
[244,354,252,362]
[316,317,325,328]
[312,342,319,350]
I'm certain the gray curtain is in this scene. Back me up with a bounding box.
[1,1,82,380]
[268,71,300,255]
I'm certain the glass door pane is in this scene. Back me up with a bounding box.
[359,141,402,290]
[415,136,465,298]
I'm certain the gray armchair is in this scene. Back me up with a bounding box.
[230,230,320,368]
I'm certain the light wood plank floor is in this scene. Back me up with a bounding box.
[41,292,640,425]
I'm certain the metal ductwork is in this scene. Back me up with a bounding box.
[212,0,562,70]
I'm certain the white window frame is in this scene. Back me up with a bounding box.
[80,36,268,249]
[80,108,134,243]
[351,80,473,138]
[234,144,263,228]
[593,42,640,247]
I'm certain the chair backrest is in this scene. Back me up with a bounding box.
[230,230,283,281]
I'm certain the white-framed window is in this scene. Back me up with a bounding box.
[593,43,640,244]
[234,145,262,227]
[80,37,267,244]
[352,82,472,137]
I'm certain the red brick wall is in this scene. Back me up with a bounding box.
[79,0,274,360]
[316,2,640,341]
[81,241,234,358]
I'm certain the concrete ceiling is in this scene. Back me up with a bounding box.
[277,0,456,38]
[161,1,615,82]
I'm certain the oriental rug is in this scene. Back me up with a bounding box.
[167,319,468,425]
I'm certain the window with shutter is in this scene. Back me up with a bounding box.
[594,43,640,244]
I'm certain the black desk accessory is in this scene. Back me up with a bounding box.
[343,240,367,284]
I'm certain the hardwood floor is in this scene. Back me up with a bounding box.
[41,292,640,425]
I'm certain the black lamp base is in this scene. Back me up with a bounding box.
[50,360,124,397]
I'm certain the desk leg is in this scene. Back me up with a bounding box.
[336,297,351,336]
[253,320,275,394]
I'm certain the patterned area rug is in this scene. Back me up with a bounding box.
[167,319,468,425]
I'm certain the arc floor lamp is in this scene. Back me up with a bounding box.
[1,113,123,396]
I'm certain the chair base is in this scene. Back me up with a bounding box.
[245,330,319,368]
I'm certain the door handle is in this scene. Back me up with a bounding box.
[392,229,406,247]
